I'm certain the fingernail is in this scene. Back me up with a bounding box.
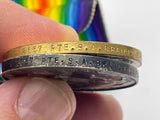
[16,77,72,120]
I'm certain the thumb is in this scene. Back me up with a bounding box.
[0,77,76,120]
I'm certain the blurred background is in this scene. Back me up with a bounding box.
[100,0,160,120]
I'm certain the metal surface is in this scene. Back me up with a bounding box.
[4,41,142,67]
[2,54,139,91]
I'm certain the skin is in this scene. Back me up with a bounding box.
[0,0,122,120]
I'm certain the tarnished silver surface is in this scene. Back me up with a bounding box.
[88,54,140,67]
[2,54,139,91]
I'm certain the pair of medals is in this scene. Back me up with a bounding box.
[1,41,142,91]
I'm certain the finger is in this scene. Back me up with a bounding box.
[0,77,76,120]
[0,0,79,62]
[72,92,123,120]
[0,1,78,120]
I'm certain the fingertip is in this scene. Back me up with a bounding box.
[16,77,76,120]
[47,79,76,119]
[0,77,76,120]
[61,25,79,41]
[101,94,123,120]
[72,92,123,120]
[0,78,27,120]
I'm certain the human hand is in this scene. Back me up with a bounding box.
[0,1,122,120]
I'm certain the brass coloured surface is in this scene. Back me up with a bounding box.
[4,41,142,65]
